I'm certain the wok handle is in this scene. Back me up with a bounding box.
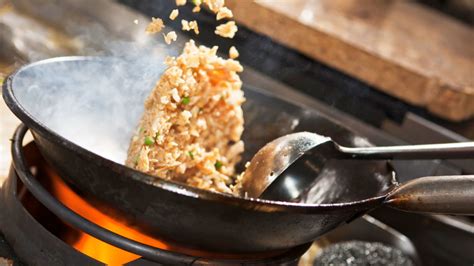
[337,142,474,159]
[384,175,474,215]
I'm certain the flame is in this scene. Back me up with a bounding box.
[46,168,169,265]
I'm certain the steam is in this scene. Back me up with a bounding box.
[12,39,179,163]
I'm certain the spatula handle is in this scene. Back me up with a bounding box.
[384,175,474,215]
[338,142,474,160]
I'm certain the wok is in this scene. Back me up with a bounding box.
[3,57,472,254]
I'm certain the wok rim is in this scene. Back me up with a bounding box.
[2,56,398,214]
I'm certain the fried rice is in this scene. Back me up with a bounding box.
[126,40,245,194]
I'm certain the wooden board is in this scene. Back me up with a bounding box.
[227,0,474,121]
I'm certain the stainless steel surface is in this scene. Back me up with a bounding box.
[382,113,474,174]
[242,131,474,199]
[337,142,474,160]
[386,175,474,215]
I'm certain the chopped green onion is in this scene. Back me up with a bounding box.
[192,0,201,5]
[144,136,154,146]
[154,132,160,141]
[181,96,190,105]
[134,155,139,165]
[214,160,223,170]
[139,127,144,134]
[188,151,194,160]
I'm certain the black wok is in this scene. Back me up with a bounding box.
[3,57,470,254]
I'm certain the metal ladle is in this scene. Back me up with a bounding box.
[241,132,474,214]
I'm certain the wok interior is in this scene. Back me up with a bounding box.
[11,58,394,205]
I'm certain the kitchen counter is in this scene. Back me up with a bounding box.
[227,0,474,122]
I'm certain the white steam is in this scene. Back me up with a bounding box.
[12,41,178,163]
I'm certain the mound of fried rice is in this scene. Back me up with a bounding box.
[126,40,245,194]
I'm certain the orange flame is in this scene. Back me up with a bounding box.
[46,168,169,265]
